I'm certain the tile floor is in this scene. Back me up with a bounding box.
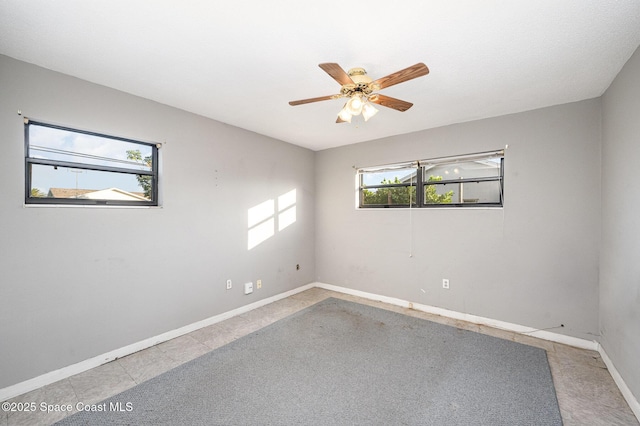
[2,288,638,425]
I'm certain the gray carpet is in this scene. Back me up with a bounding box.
[55,298,563,425]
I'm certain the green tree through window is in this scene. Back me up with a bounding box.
[424,176,454,204]
[126,149,153,199]
[30,188,45,198]
[362,176,453,206]
[362,177,414,205]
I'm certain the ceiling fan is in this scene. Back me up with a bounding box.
[289,62,429,123]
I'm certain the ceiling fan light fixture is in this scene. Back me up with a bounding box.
[362,102,379,121]
[338,106,352,123]
[346,94,364,115]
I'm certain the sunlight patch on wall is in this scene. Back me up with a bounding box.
[278,189,297,231]
[247,189,297,250]
[247,199,275,250]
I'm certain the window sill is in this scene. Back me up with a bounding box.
[23,203,163,209]
[357,206,503,210]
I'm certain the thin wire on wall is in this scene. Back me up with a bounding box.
[409,166,415,258]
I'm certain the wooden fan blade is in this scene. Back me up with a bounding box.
[371,63,429,90]
[319,63,354,86]
[369,94,413,112]
[289,95,336,106]
[336,116,348,123]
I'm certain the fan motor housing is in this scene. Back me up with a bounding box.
[341,67,375,97]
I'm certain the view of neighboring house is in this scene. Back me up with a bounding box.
[398,159,502,204]
[46,187,148,201]
[423,161,501,204]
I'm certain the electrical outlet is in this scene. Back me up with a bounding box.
[257,279,262,289]
[226,279,232,290]
[442,278,450,289]
[244,282,253,295]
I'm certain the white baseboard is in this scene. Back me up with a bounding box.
[315,282,599,351]
[598,345,640,422]
[0,283,315,402]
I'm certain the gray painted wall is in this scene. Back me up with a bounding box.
[316,99,602,341]
[0,55,316,388]
[601,46,640,401]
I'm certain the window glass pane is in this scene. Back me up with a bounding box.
[360,168,417,187]
[423,158,500,181]
[28,124,152,172]
[362,186,416,206]
[424,181,502,205]
[29,164,151,201]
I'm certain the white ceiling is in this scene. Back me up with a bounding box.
[1,1,640,151]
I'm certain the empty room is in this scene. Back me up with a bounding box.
[1,1,639,425]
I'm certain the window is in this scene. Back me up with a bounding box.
[358,150,504,208]
[25,119,159,206]
[359,163,419,207]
